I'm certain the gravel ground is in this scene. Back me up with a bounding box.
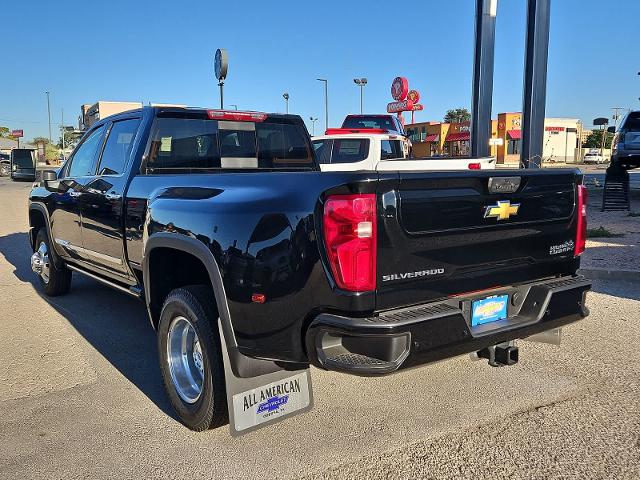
[581,188,640,272]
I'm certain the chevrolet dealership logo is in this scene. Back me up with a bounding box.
[484,200,520,221]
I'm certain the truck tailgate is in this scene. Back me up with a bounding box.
[376,169,581,310]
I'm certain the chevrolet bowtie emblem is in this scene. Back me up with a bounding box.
[484,200,520,221]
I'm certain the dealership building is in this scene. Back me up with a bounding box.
[407,112,582,164]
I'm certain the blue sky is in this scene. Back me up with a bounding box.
[2,0,638,141]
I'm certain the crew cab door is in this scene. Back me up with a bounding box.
[51,124,107,259]
[78,117,141,275]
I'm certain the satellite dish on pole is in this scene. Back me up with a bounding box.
[214,48,228,81]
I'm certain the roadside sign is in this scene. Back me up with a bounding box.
[489,138,504,146]
[11,129,23,138]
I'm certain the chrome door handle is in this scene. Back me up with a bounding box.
[68,191,81,197]
[105,192,121,201]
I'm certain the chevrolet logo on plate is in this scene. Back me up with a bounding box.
[484,200,520,221]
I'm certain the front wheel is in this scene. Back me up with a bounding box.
[32,228,72,296]
[158,286,228,431]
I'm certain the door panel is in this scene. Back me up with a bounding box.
[79,118,141,275]
[50,125,107,258]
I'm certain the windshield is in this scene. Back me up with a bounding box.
[11,150,35,169]
[342,116,398,132]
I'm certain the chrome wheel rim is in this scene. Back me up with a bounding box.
[167,316,204,404]
[31,241,50,284]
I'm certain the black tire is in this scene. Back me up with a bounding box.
[34,228,72,296]
[158,286,228,431]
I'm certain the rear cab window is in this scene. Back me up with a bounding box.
[145,111,314,173]
[311,138,370,164]
[342,115,398,132]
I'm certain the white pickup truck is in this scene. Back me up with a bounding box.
[312,129,496,171]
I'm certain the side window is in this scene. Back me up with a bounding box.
[380,140,403,160]
[67,125,106,177]
[97,118,141,175]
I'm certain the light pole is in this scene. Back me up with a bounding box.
[353,78,367,114]
[283,93,289,114]
[316,78,328,131]
[229,104,238,110]
[45,91,52,142]
[309,117,318,135]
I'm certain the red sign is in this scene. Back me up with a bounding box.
[411,104,424,111]
[391,77,409,101]
[545,126,565,132]
[387,100,414,113]
[11,129,23,138]
[407,89,420,104]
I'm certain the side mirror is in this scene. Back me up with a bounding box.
[41,170,58,182]
[607,126,616,134]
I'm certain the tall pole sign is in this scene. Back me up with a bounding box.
[214,48,228,109]
[386,77,423,125]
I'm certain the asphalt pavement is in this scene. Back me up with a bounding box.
[0,177,638,479]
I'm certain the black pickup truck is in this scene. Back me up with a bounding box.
[28,106,591,431]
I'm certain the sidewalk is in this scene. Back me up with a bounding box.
[580,188,640,276]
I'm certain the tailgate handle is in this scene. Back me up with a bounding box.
[488,177,521,194]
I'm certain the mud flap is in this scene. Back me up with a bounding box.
[218,323,314,436]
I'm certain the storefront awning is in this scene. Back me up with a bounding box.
[425,134,439,142]
[507,130,522,140]
[446,132,470,142]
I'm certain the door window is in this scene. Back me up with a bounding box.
[97,118,141,175]
[67,125,106,177]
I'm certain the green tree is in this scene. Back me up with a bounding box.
[583,129,613,149]
[31,136,51,145]
[444,108,471,124]
[0,127,12,138]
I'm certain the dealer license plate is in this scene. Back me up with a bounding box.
[471,294,509,326]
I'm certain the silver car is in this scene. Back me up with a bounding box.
[612,111,640,170]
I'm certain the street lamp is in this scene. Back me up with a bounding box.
[316,78,328,131]
[229,104,238,110]
[45,91,52,142]
[309,117,318,135]
[353,78,368,114]
[283,92,289,114]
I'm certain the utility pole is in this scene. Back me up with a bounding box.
[45,91,52,142]
[611,107,625,130]
[309,117,318,136]
[61,108,65,160]
[317,79,329,131]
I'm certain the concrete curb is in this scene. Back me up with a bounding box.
[578,268,640,282]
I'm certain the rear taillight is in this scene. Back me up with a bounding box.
[207,110,267,122]
[323,194,377,292]
[468,162,481,170]
[575,184,588,256]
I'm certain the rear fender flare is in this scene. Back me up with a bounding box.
[142,232,238,349]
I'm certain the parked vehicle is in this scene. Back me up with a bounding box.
[313,130,495,171]
[611,111,640,170]
[0,153,10,176]
[582,151,606,164]
[28,106,591,433]
[10,148,36,181]
[341,114,406,136]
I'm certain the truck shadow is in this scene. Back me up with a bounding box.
[0,231,177,421]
